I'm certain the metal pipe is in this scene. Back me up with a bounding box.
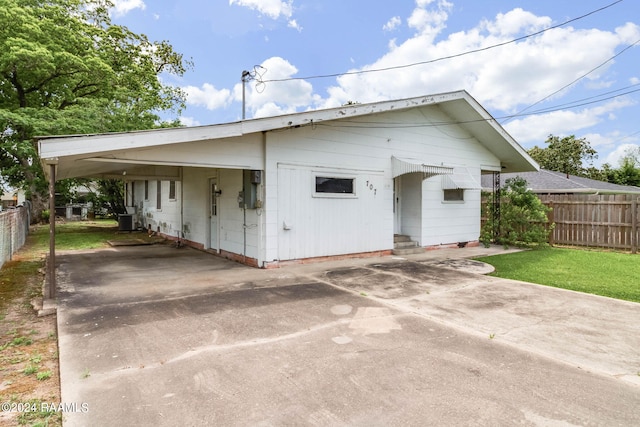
[47,160,57,299]
[242,70,250,120]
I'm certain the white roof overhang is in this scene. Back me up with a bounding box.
[436,93,538,174]
[37,90,539,180]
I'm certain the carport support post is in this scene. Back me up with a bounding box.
[46,158,58,300]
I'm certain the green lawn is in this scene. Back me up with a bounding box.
[31,219,154,251]
[475,247,640,303]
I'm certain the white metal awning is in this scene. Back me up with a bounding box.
[442,167,481,189]
[392,156,454,179]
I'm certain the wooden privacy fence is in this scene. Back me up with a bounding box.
[481,194,640,253]
[539,194,639,253]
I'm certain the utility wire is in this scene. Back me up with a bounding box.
[501,37,640,124]
[260,0,624,84]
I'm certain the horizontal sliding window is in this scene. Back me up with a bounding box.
[443,188,464,202]
[315,177,354,194]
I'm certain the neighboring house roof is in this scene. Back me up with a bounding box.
[481,169,640,194]
[37,90,538,180]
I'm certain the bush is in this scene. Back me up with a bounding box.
[481,177,553,247]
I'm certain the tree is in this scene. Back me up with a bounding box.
[0,0,191,221]
[481,177,552,247]
[613,156,640,187]
[527,135,597,177]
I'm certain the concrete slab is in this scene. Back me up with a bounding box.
[55,245,640,426]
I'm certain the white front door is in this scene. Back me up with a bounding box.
[209,178,219,251]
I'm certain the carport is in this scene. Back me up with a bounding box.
[37,123,267,300]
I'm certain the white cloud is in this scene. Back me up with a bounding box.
[288,19,302,32]
[229,0,300,29]
[229,0,292,19]
[383,16,402,32]
[504,98,635,145]
[480,8,550,37]
[111,0,145,16]
[183,84,232,110]
[315,3,640,120]
[604,143,640,166]
[407,0,452,41]
[179,116,201,127]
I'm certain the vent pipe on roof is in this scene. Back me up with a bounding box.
[241,70,251,120]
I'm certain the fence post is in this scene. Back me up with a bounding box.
[632,198,638,254]
[547,201,554,246]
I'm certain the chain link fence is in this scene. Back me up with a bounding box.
[0,206,30,270]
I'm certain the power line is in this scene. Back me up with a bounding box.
[260,0,624,84]
[501,37,640,124]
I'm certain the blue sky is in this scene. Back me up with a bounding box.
[111,0,640,167]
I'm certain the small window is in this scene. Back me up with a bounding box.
[156,180,162,210]
[315,177,354,194]
[444,189,464,202]
[169,181,176,200]
[144,180,149,200]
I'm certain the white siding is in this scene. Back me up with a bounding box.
[181,167,215,247]
[131,104,505,264]
[264,105,500,261]
[217,169,261,260]
[421,169,482,246]
[276,164,386,260]
[137,180,181,238]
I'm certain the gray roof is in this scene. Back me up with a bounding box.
[480,169,640,194]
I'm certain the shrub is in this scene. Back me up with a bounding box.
[481,177,553,247]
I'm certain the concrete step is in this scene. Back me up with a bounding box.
[394,234,412,243]
[393,234,422,255]
[392,247,425,255]
[394,240,419,249]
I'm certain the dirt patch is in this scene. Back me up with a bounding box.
[0,254,61,426]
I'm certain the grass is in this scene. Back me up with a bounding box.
[476,247,640,303]
[0,219,130,427]
[31,219,135,251]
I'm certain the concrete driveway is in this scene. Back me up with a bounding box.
[55,245,640,426]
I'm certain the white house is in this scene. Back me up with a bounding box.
[38,91,538,267]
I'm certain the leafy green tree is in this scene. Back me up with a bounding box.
[481,177,553,247]
[0,0,191,221]
[528,135,597,177]
[613,157,640,187]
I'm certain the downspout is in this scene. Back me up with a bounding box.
[259,131,266,267]
[243,205,247,264]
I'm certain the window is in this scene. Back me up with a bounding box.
[144,180,149,200]
[131,182,135,206]
[156,180,162,210]
[443,189,464,202]
[169,181,176,200]
[315,177,354,194]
